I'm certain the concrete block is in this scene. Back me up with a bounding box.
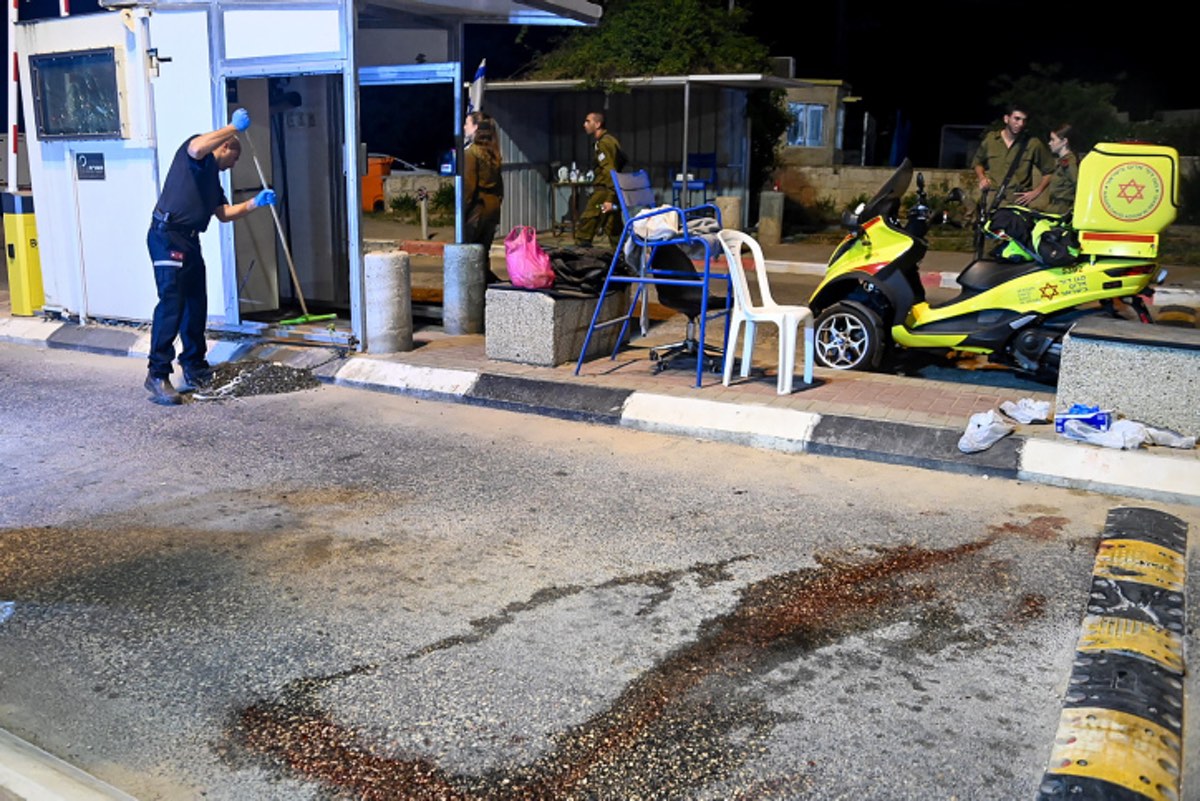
[1057,318,1200,437]
[444,244,486,335]
[485,286,631,367]
[364,250,413,353]
[715,196,743,230]
[758,191,784,245]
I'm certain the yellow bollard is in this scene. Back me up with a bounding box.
[3,191,44,316]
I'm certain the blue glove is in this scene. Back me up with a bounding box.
[231,108,251,131]
[252,189,276,208]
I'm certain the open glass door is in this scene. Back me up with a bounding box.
[230,74,348,325]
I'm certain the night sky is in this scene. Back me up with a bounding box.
[7,0,1192,167]
[739,0,1192,163]
[467,3,1193,165]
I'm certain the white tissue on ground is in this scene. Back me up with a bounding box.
[1145,426,1197,449]
[1061,419,1146,450]
[1060,419,1198,450]
[1000,398,1051,424]
[958,409,1015,453]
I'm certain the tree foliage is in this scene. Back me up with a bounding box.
[527,0,771,88]
[987,63,1200,223]
[986,64,1124,152]
[526,0,785,190]
[747,89,790,194]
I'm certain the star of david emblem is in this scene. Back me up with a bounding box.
[1117,179,1145,204]
[1040,283,1059,301]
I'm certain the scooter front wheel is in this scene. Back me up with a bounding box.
[814,301,884,370]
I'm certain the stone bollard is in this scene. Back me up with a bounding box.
[443,243,487,334]
[363,250,413,353]
[757,191,784,245]
[715,195,743,230]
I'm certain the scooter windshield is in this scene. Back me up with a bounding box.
[859,158,913,222]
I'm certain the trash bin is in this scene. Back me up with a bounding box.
[3,191,43,316]
[362,154,393,213]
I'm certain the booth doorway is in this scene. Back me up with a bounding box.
[229,74,349,322]
[358,63,459,248]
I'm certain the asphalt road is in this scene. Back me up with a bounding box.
[1,345,1197,800]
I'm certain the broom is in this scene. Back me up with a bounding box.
[242,129,336,326]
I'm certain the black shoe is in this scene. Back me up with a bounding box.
[178,367,214,393]
[145,375,183,406]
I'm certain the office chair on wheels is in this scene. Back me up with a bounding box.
[644,243,725,374]
[574,169,731,388]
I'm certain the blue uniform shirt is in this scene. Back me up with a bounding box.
[154,136,228,232]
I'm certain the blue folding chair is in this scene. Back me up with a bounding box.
[574,169,731,388]
[671,152,718,208]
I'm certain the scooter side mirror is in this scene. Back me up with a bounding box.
[946,187,965,203]
[916,173,926,191]
[842,208,860,228]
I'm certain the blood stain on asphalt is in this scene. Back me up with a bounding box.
[233,537,1010,798]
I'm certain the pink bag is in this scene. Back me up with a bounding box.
[504,226,555,289]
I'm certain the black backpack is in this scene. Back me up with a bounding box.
[614,145,629,173]
[1034,222,1080,267]
[985,206,1037,262]
[546,247,616,296]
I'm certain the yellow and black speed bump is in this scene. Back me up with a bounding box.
[1063,652,1184,735]
[1037,507,1189,801]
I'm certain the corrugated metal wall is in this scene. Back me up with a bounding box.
[489,84,749,236]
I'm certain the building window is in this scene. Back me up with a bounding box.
[787,102,826,148]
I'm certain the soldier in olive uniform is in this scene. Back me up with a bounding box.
[972,105,1056,208]
[1044,123,1080,215]
[574,112,624,248]
[463,111,504,282]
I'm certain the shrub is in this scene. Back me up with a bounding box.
[782,195,842,235]
[431,182,457,213]
[1178,169,1200,225]
[390,194,418,215]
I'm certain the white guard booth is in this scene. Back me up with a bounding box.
[13,0,599,350]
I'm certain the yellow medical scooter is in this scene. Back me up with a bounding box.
[806,143,1179,381]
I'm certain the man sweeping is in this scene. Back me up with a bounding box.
[144,108,278,406]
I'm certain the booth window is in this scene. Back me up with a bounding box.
[28,48,122,140]
[786,102,826,148]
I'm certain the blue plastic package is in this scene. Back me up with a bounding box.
[1055,404,1113,433]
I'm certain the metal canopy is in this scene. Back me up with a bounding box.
[486,74,815,91]
[358,0,600,25]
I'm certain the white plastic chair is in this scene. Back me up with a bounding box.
[715,229,814,394]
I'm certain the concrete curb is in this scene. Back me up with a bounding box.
[0,316,57,346]
[1020,438,1200,506]
[620,392,817,453]
[4,317,1198,507]
[0,727,138,801]
[466,374,632,424]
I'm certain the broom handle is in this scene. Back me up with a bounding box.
[242,130,310,317]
